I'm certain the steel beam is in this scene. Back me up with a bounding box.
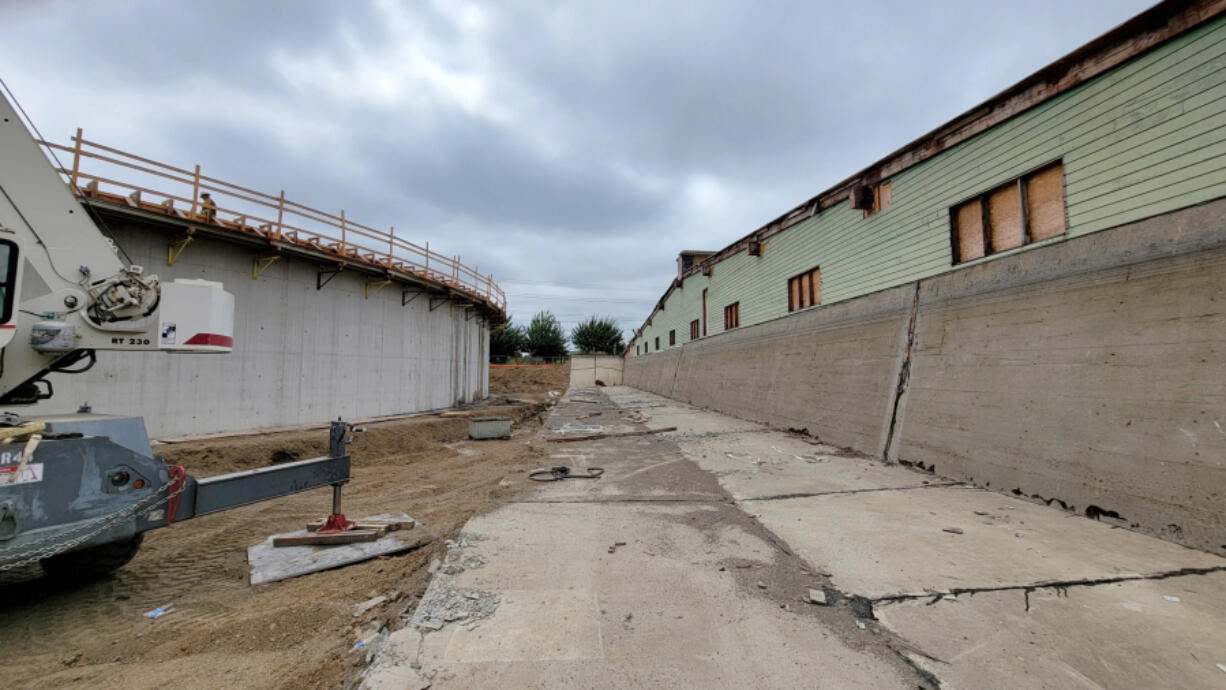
[191,454,350,517]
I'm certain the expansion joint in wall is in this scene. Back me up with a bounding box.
[882,281,921,463]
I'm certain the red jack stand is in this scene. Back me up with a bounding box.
[316,484,355,534]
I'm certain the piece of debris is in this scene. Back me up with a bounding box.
[808,589,828,605]
[856,620,867,630]
[353,595,388,617]
[529,465,605,481]
[577,412,602,420]
[942,594,956,601]
[607,540,628,554]
[942,527,964,535]
[498,479,513,487]
[547,426,677,443]
[1015,531,1024,537]
[1163,595,1181,603]
[469,417,512,440]
[439,411,472,418]
[1216,662,1226,673]
[248,513,425,585]
[595,379,606,386]
[757,580,767,589]
[145,604,174,620]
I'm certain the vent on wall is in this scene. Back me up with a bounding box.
[849,184,874,210]
[748,239,762,256]
[701,264,712,276]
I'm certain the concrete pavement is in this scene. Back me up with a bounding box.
[364,385,1226,688]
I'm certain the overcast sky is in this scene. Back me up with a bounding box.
[0,0,1154,338]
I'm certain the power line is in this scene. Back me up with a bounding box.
[501,278,660,294]
[505,294,649,303]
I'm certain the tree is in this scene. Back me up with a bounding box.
[570,315,624,354]
[489,319,524,362]
[525,311,568,360]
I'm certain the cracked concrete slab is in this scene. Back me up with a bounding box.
[364,501,912,689]
[613,388,1226,600]
[675,432,945,500]
[739,484,1226,599]
[366,385,1226,688]
[876,571,1226,689]
[603,387,767,436]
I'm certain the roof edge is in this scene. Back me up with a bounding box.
[672,0,1226,286]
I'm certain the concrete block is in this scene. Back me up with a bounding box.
[468,417,512,440]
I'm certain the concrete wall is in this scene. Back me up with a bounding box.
[662,286,913,455]
[30,221,490,438]
[625,199,1226,552]
[630,15,1226,356]
[568,355,624,388]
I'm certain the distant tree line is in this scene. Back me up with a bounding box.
[489,311,625,362]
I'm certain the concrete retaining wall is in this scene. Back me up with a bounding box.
[625,199,1226,552]
[29,221,489,438]
[569,355,624,388]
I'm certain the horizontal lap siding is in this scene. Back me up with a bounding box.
[628,16,1226,354]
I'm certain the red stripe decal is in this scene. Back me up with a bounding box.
[0,324,15,329]
[183,333,234,347]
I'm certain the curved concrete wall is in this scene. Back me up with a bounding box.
[29,220,489,437]
[626,199,1226,553]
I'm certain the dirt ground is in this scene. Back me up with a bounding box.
[487,361,570,396]
[0,366,568,690]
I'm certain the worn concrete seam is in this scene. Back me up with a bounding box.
[869,565,1226,608]
[740,481,960,502]
[508,497,729,505]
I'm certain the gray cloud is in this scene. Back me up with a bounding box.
[0,0,1155,335]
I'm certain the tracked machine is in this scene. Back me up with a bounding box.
[0,88,353,579]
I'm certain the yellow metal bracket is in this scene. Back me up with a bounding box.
[365,279,391,299]
[168,235,194,266]
[253,254,280,279]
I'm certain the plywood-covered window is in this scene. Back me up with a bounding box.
[788,266,821,312]
[724,302,740,330]
[951,161,1066,264]
[669,330,676,346]
[690,319,699,339]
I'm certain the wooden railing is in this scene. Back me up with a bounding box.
[38,130,506,313]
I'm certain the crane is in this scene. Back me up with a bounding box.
[0,86,352,580]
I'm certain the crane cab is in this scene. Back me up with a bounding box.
[0,235,22,350]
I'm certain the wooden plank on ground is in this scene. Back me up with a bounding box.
[307,518,415,533]
[547,426,678,443]
[274,529,382,547]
